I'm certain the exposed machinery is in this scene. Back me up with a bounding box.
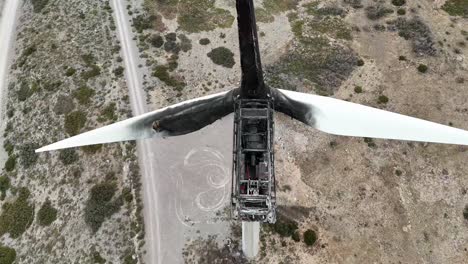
[232,99,276,223]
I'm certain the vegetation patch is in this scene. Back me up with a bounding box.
[176,0,234,33]
[73,85,95,105]
[0,187,34,238]
[37,199,58,226]
[303,229,317,246]
[391,0,406,7]
[199,38,210,45]
[100,103,117,122]
[84,182,123,233]
[59,149,79,165]
[417,64,428,73]
[178,34,192,52]
[64,111,87,136]
[256,8,275,23]
[0,245,16,264]
[150,34,164,48]
[265,216,299,238]
[31,0,49,13]
[152,65,185,90]
[19,144,38,168]
[0,176,10,200]
[92,251,106,264]
[378,95,389,104]
[207,47,235,68]
[113,66,124,77]
[365,5,393,20]
[266,33,358,95]
[442,0,468,17]
[263,0,299,14]
[305,2,346,17]
[65,67,76,77]
[354,85,363,93]
[4,156,16,172]
[17,81,35,102]
[54,94,75,115]
[393,18,436,56]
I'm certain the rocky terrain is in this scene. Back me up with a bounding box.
[0,0,144,263]
[123,0,468,263]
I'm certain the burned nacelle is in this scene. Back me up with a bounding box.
[231,99,276,223]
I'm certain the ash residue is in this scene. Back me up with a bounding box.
[391,17,437,56]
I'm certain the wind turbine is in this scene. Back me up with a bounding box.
[37,0,468,259]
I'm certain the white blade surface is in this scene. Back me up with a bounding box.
[278,89,468,145]
[36,91,229,152]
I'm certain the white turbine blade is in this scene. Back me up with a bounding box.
[277,89,468,145]
[36,91,231,152]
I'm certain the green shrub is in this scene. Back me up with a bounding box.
[81,144,103,154]
[292,230,300,242]
[100,103,117,122]
[399,55,407,60]
[65,67,76,77]
[132,14,153,33]
[0,187,34,238]
[365,5,393,20]
[150,34,164,48]
[378,95,389,104]
[199,38,211,45]
[3,142,13,155]
[364,137,377,148]
[354,86,363,93]
[177,0,234,33]
[59,149,79,165]
[19,144,38,168]
[31,0,49,13]
[0,176,10,200]
[397,8,406,15]
[442,0,468,17]
[113,66,124,77]
[263,0,299,14]
[303,229,317,246]
[178,34,192,52]
[391,0,406,6]
[65,111,87,136]
[269,218,298,237]
[357,59,365,66]
[152,65,185,90]
[123,254,137,264]
[92,251,106,264]
[207,47,235,68]
[0,245,16,264]
[17,82,32,102]
[73,85,95,105]
[84,182,123,233]
[463,205,468,220]
[122,187,133,203]
[4,156,16,172]
[82,64,101,80]
[37,199,57,226]
[417,64,428,73]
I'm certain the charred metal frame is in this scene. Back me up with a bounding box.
[231,99,276,223]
